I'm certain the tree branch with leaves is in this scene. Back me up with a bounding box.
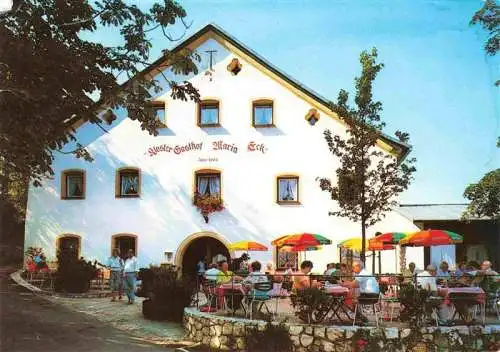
[0,0,201,189]
[317,48,416,263]
[470,0,499,86]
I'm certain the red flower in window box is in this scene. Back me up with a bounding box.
[194,192,224,223]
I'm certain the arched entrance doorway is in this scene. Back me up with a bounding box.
[176,232,232,277]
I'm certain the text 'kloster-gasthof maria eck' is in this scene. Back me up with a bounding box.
[146,140,267,157]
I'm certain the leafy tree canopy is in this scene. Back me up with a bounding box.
[0,0,201,187]
[463,169,500,220]
[317,48,416,262]
[471,0,499,86]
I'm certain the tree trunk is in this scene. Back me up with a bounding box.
[0,162,8,242]
[360,218,366,264]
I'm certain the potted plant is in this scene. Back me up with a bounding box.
[194,192,224,223]
[141,266,196,322]
[54,249,98,293]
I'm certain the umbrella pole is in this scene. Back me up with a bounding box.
[395,247,398,273]
[378,251,382,274]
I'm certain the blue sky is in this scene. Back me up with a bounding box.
[91,0,499,204]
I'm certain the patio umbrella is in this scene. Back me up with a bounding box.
[337,237,369,251]
[372,232,409,244]
[399,229,463,247]
[228,241,268,251]
[368,240,396,273]
[280,243,322,260]
[280,244,322,252]
[367,240,395,251]
[272,233,332,247]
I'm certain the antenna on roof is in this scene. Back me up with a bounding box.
[205,50,217,71]
[204,50,217,82]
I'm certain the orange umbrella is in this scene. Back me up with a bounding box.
[368,240,395,251]
[229,241,268,251]
[400,230,463,247]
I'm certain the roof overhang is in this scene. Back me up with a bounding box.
[67,23,411,161]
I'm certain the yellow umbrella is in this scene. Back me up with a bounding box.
[229,241,268,252]
[337,237,369,251]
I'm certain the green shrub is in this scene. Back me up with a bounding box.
[54,249,98,293]
[245,322,293,352]
[140,266,196,322]
[398,283,440,326]
[290,287,332,323]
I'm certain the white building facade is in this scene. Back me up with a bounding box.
[24,24,423,274]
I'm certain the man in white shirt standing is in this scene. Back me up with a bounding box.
[123,249,138,304]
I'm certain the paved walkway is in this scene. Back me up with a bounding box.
[48,295,187,345]
[0,269,176,352]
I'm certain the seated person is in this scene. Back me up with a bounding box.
[242,261,269,301]
[204,263,221,282]
[402,262,417,284]
[283,263,294,276]
[417,264,438,293]
[216,261,243,284]
[479,260,499,277]
[476,260,500,292]
[242,261,268,287]
[454,262,467,278]
[342,260,379,322]
[344,260,380,297]
[324,263,335,275]
[436,261,451,285]
[417,265,453,323]
[339,263,352,282]
[282,263,294,290]
[293,260,321,290]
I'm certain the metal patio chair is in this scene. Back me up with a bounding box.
[246,281,273,320]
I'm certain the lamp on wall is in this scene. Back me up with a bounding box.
[164,251,173,264]
[305,108,320,126]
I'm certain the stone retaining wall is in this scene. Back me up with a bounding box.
[184,308,500,351]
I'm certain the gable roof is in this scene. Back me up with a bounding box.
[71,23,411,161]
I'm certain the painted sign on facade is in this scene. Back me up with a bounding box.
[146,140,267,157]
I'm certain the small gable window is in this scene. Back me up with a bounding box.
[277,176,299,204]
[253,100,274,127]
[61,170,85,199]
[116,168,140,198]
[198,100,220,127]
